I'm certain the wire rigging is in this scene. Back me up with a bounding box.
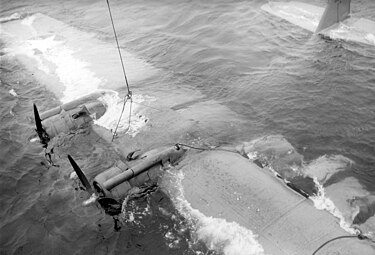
[105,0,133,141]
[175,143,240,154]
[312,233,375,255]
[111,94,133,141]
[106,0,131,95]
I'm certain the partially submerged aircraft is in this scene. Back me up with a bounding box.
[32,87,375,255]
[261,0,375,46]
[2,1,375,254]
[30,95,375,254]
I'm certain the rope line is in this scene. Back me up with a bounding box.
[175,143,239,154]
[127,95,133,131]
[106,0,134,141]
[312,235,356,255]
[112,94,132,141]
[106,0,131,95]
[312,233,375,255]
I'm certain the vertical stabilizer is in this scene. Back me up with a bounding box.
[315,0,351,33]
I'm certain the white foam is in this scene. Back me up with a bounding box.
[304,154,353,183]
[30,137,39,143]
[21,15,36,27]
[365,33,375,45]
[3,14,152,136]
[69,171,77,180]
[82,193,98,206]
[94,91,153,136]
[6,39,50,74]
[120,195,150,226]
[0,13,22,23]
[327,23,353,40]
[165,170,264,255]
[327,23,375,46]
[21,35,102,103]
[9,89,18,97]
[24,35,151,135]
[246,151,258,160]
[310,178,359,235]
[4,33,143,135]
[242,136,360,234]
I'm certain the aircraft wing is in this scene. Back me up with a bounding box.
[261,1,324,32]
[261,1,375,46]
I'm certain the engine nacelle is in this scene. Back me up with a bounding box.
[93,146,186,200]
[38,92,106,138]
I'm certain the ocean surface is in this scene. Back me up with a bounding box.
[1,0,375,254]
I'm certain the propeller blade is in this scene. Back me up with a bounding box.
[68,155,93,194]
[33,103,50,148]
[33,104,43,133]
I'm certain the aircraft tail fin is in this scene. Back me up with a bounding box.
[315,0,351,33]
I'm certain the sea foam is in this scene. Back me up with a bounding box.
[164,170,265,255]
[310,178,359,235]
[4,14,152,136]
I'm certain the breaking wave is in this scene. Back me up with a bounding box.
[2,14,154,136]
[164,170,265,255]
[0,13,26,23]
[94,91,153,136]
[310,178,359,235]
[304,154,353,183]
[240,135,368,235]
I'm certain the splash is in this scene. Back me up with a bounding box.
[0,13,25,23]
[2,13,155,136]
[238,134,304,177]
[304,154,353,183]
[310,178,359,235]
[94,91,153,136]
[327,23,375,46]
[365,33,375,45]
[165,170,264,255]
[9,89,18,97]
[240,135,365,234]
[21,34,102,103]
[30,137,39,143]
[82,193,98,206]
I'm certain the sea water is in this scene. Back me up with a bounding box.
[1,0,375,254]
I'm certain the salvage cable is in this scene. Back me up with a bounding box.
[175,143,240,154]
[106,0,134,141]
[112,93,132,141]
[106,0,131,95]
[312,232,375,255]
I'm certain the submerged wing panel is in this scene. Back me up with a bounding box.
[180,151,375,254]
[261,1,324,32]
